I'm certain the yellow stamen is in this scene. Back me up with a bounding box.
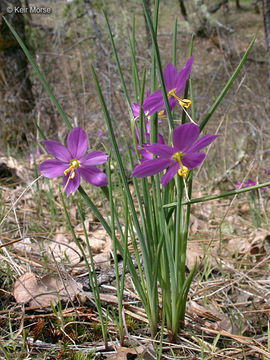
[178,99,192,109]
[172,151,189,179]
[64,159,80,179]
[167,88,192,109]
[168,88,177,97]
[178,166,189,178]
[172,151,183,162]
[158,110,167,118]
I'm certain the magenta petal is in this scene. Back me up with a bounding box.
[132,158,172,178]
[161,162,179,187]
[146,144,175,158]
[67,127,88,159]
[188,134,220,152]
[172,123,200,152]
[43,140,71,162]
[163,63,178,91]
[79,167,108,187]
[145,119,151,133]
[169,97,178,111]
[133,103,140,117]
[80,151,109,166]
[39,159,68,178]
[143,89,163,115]
[175,56,194,96]
[158,133,165,144]
[138,149,153,161]
[63,169,81,197]
[182,152,206,169]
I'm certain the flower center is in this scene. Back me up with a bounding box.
[64,159,80,179]
[167,88,192,109]
[158,110,167,118]
[172,152,189,179]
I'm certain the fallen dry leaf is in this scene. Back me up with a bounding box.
[13,272,39,305]
[185,242,205,271]
[238,202,250,215]
[189,214,207,233]
[93,252,111,271]
[106,345,145,360]
[226,229,270,261]
[187,300,222,322]
[0,156,30,184]
[13,272,82,307]
[47,228,81,265]
[187,300,238,333]
[81,226,112,254]
[12,237,39,254]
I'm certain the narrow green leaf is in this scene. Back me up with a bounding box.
[129,18,141,98]
[182,35,194,124]
[164,181,270,208]
[78,186,112,236]
[142,0,174,130]
[91,64,152,305]
[103,11,133,119]
[76,202,108,348]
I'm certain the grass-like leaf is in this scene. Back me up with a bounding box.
[103,11,133,120]
[164,181,270,208]
[142,0,174,131]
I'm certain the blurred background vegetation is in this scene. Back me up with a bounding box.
[0,0,269,187]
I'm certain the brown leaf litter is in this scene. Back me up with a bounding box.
[0,156,31,185]
[13,272,82,307]
[105,345,145,360]
[225,228,270,261]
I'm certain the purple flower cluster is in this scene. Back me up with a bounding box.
[39,57,220,193]
[133,123,219,187]
[132,58,193,121]
[235,179,256,189]
[143,57,193,116]
[133,103,165,163]
[130,58,219,186]
[39,127,108,197]
[236,173,270,192]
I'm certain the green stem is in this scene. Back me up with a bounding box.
[164,181,270,208]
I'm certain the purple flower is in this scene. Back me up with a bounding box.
[235,181,243,189]
[132,123,219,187]
[98,130,105,138]
[137,132,165,163]
[39,127,109,196]
[236,179,256,190]
[245,179,256,187]
[132,91,151,119]
[143,57,194,116]
[134,117,165,163]
[133,103,149,119]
